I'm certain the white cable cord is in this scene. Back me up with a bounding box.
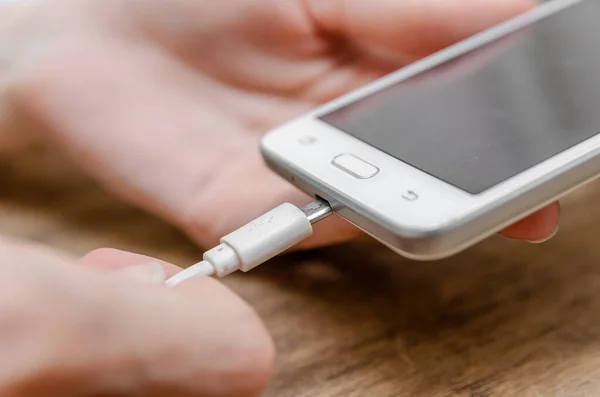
[165,199,333,286]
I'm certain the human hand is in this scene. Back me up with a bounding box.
[0,238,273,397]
[1,0,558,249]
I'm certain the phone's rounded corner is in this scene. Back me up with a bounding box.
[259,131,283,167]
[259,132,274,156]
[258,141,271,162]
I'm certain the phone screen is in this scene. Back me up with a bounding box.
[320,0,600,194]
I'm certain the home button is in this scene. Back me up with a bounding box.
[332,154,380,179]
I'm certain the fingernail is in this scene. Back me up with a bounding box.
[114,261,166,284]
[527,226,559,244]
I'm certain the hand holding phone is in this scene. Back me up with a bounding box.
[0,0,547,252]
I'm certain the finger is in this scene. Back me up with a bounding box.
[54,247,275,396]
[80,246,276,394]
[106,259,275,397]
[306,0,536,59]
[500,201,560,242]
[152,276,276,397]
[81,248,183,278]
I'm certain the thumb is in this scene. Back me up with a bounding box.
[80,248,276,397]
[306,0,537,60]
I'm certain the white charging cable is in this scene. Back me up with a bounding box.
[165,199,333,286]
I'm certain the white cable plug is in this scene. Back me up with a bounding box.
[165,199,333,286]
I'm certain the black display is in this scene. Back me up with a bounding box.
[321,1,600,194]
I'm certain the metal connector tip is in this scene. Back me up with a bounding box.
[301,198,334,224]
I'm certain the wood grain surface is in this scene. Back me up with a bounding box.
[2,134,600,397]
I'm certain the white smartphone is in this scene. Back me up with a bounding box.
[261,0,600,260]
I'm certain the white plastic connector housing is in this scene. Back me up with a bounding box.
[216,203,312,275]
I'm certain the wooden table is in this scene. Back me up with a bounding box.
[3,136,600,397]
